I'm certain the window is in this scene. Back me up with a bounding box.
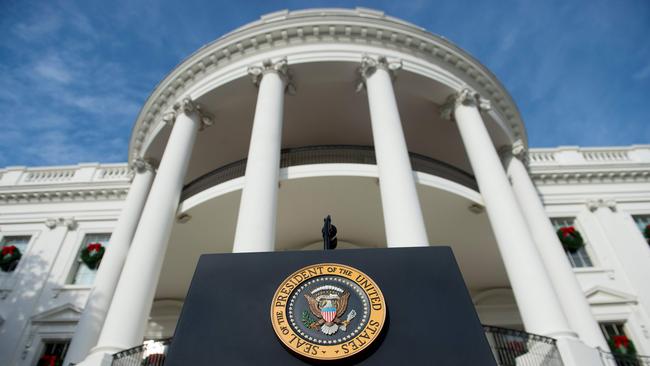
[551,218,593,268]
[36,340,70,366]
[69,233,111,285]
[633,215,650,246]
[601,322,627,340]
[0,235,31,273]
[600,322,641,365]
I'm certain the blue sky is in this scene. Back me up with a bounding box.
[1,0,649,167]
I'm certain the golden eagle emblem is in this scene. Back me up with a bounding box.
[303,286,356,335]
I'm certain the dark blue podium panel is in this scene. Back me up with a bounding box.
[165,247,497,365]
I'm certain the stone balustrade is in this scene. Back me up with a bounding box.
[0,163,132,188]
[529,145,650,167]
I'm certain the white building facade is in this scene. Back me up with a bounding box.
[0,8,649,366]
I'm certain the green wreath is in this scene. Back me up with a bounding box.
[0,245,22,272]
[556,226,584,253]
[80,243,105,269]
[608,335,637,357]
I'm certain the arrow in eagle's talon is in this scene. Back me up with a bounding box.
[346,310,357,321]
[340,309,357,331]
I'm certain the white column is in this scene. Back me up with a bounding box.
[232,58,289,253]
[446,89,574,338]
[79,98,210,365]
[64,160,155,365]
[505,147,609,349]
[359,56,429,247]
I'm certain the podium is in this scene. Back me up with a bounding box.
[165,247,496,365]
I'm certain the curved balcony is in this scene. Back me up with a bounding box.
[181,145,477,201]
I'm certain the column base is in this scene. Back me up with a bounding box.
[73,345,124,366]
[556,337,603,366]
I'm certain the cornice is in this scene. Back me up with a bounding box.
[128,8,524,162]
[0,187,129,204]
[530,168,650,185]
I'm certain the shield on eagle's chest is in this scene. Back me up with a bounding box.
[321,307,337,323]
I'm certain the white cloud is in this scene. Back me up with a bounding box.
[499,30,518,52]
[12,11,62,41]
[33,55,73,84]
[0,1,146,167]
[633,63,650,80]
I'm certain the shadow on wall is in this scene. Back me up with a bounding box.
[0,239,107,365]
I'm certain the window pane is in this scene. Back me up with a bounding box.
[633,215,650,246]
[37,340,70,366]
[0,235,30,253]
[71,233,111,285]
[633,215,650,231]
[550,218,593,268]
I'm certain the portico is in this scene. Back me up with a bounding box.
[64,8,611,366]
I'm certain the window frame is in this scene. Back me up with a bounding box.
[65,231,112,286]
[0,234,33,273]
[26,331,74,366]
[0,230,39,295]
[600,321,629,340]
[34,339,71,366]
[549,217,596,268]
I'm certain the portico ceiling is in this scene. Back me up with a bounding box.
[144,61,513,186]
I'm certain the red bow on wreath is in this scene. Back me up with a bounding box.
[1,245,17,257]
[87,243,103,253]
[613,335,630,349]
[39,354,58,366]
[559,226,576,237]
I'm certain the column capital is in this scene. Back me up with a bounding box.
[500,139,529,166]
[162,97,214,131]
[45,217,77,230]
[247,58,295,94]
[440,88,492,120]
[586,198,617,212]
[356,55,402,92]
[130,158,156,174]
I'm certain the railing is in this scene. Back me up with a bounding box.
[96,166,132,180]
[528,151,557,164]
[23,168,77,183]
[181,145,478,200]
[113,327,570,365]
[582,150,629,162]
[483,325,563,366]
[599,349,650,366]
[112,338,171,366]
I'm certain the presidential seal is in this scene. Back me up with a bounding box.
[270,263,386,361]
